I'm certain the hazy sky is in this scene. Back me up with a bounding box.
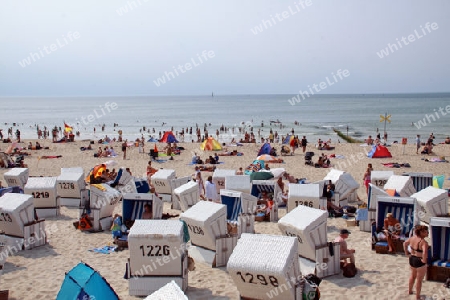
[1,0,449,96]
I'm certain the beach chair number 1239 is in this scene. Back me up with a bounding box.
[139,245,170,256]
[236,272,279,287]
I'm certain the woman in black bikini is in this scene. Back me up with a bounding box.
[403,225,429,300]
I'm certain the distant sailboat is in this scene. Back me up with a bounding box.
[212,92,214,97]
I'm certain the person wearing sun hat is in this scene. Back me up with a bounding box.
[334,229,356,265]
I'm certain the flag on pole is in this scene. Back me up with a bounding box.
[64,122,73,133]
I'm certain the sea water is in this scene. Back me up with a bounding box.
[1,93,449,143]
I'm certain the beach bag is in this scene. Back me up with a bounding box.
[342,263,357,278]
[78,214,92,231]
[345,206,357,214]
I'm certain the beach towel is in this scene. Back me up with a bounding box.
[356,208,368,221]
[89,245,116,254]
[425,157,449,163]
[382,162,411,168]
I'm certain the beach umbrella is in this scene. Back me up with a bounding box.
[250,171,274,181]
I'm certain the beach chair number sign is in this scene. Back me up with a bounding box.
[32,192,49,198]
[0,213,12,222]
[217,180,225,187]
[374,180,387,187]
[285,231,303,243]
[294,201,314,208]
[139,245,170,256]
[187,224,204,235]
[59,182,75,189]
[6,178,17,185]
[390,198,401,203]
[236,271,279,287]
[153,181,166,187]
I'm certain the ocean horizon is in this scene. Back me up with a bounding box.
[2,93,450,144]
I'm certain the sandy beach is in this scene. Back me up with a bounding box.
[1,139,449,300]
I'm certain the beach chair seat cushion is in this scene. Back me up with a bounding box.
[432,260,450,268]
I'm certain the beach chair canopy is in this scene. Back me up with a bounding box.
[56,262,119,300]
[160,131,178,143]
[257,142,271,156]
[200,136,222,151]
[367,145,392,158]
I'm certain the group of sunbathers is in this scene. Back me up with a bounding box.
[96,146,117,158]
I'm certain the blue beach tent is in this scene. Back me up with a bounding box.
[56,262,119,300]
[257,142,271,156]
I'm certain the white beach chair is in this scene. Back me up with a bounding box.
[227,233,302,300]
[287,183,321,212]
[57,171,86,207]
[410,186,448,224]
[370,171,394,189]
[173,181,199,212]
[383,175,416,197]
[170,176,191,210]
[323,169,360,204]
[0,193,47,252]
[212,169,236,194]
[151,169,176,201]
[145,280,188,300]
[81,183,122,231]
[278,205,340,278]
[3,167,29,189]
[180,201,235,267]
[24,177,60,218]
[427,217,450,282]
[224,175,251,194]
[127,220,188,296]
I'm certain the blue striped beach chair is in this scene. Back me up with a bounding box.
[122,193,163,224]
[250,180,281,222]
[372,196,418,253]
[220,190,257,236]
[427,217,450,282]
[403,172,433,192]
[359,183,388,232]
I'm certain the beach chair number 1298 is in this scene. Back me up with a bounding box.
[139,245,170,256]
[374,180,387,187]
[236,272,279,287]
